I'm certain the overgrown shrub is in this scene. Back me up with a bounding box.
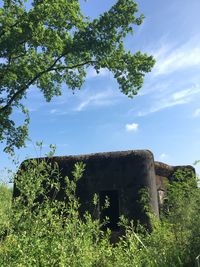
[0,161,199,266]
[0,184,12,240]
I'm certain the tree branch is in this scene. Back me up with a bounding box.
[0,20,22,38]
[50,60,96,71]
[0,58,96,113]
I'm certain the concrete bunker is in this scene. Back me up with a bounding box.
[13,149,195,229]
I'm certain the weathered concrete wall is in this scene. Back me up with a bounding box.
[14,150,195,229]
[155,161,195,188]
[14,150,159,228]
[154,161,196,206]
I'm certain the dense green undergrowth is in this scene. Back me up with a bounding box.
[0,160,199,267]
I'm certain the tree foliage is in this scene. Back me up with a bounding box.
[0,0,155,153]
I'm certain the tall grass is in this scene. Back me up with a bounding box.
[0,160,199,266]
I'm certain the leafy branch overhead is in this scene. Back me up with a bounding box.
[0,0,155,153]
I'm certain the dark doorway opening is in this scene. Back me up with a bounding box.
[99,190,119,230]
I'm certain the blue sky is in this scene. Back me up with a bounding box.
[1,0,200,180]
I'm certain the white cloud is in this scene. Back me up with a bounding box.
[47,87,122,114]
[49,108,70,116]
[125,123,138,132]
[74,88,119,112]
[193,108,200,118]
[137,85,200,117]
[172,87,200,101]
[159,153,169,161]
[50,109,57,114]
[137,98,187,117]
[152,36,200,76]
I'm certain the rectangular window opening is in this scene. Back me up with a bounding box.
[99,190,119,231]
